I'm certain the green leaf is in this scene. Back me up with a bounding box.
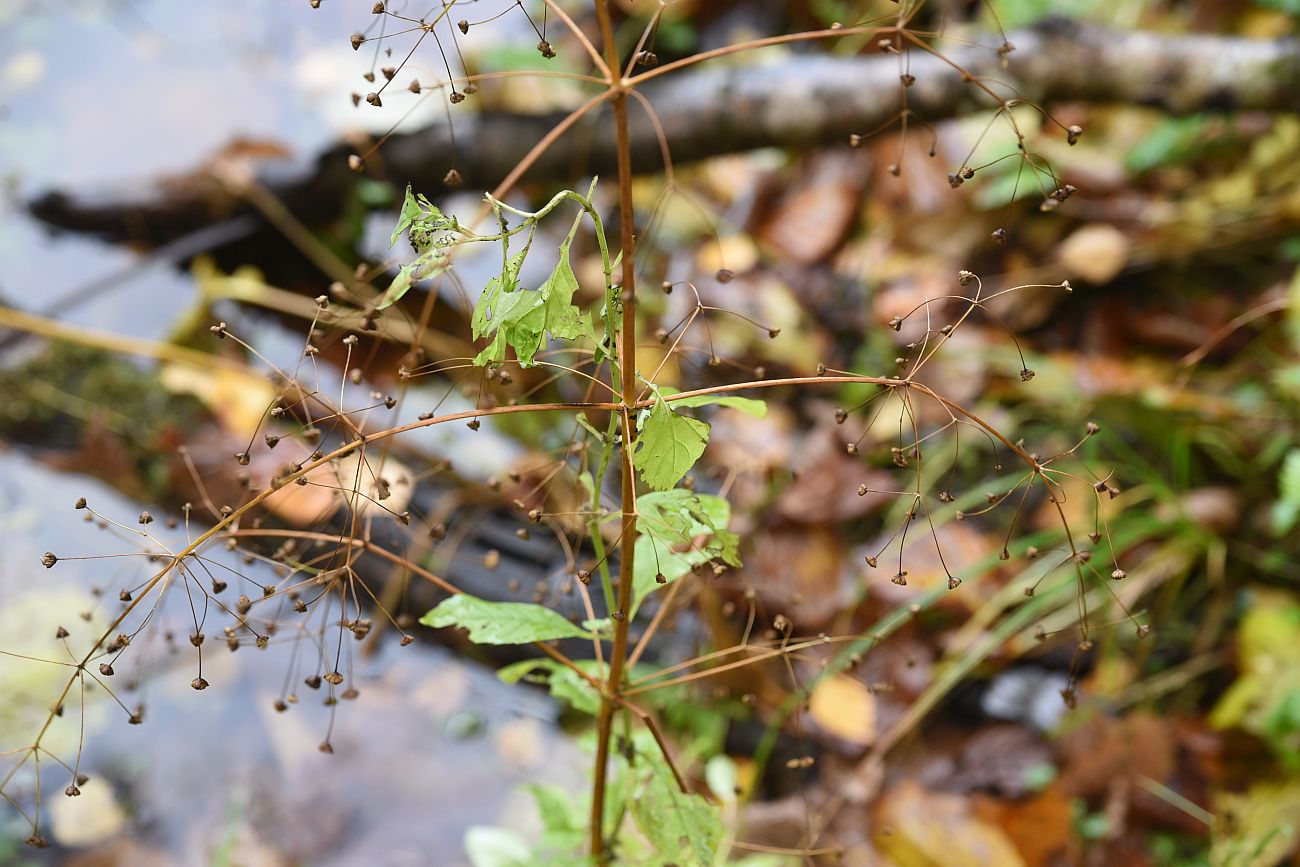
[390,184,447,249]
[660,387,767,418]
[420,594,589,644]
[498,658,602,714]
[391,184,424,247]
[632,489,739,618]
[471,212,592,368]
[464,826,531,867]
[631,750,723,866]
[472,252,526,340]
[377,262,416,311]
[632,401,710,491]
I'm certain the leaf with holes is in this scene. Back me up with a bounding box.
[631,747,723,867]
[632,490,739,618]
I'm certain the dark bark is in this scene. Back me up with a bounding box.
[28,18,1300,247]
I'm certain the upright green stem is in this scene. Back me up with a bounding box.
[590,0,638,859]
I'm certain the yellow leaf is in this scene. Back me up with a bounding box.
[876,781,1027,867]
[809,674,876,747]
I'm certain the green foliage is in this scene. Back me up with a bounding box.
[498,658,602,715]
[662,388,767,418]
[471,213,595,367]
[631,747,723,867]
[632,400,711,491]
[1274,449,1300,534]
[420,594,590,644]
[1210,590,1300,764]
[632,489,740,618]
[380,185,455,309]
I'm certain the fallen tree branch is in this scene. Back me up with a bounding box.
[29,17,1300,246]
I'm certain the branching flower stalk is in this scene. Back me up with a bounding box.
[1,2,1160,861]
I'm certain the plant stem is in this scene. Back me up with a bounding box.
[590,0,638,858]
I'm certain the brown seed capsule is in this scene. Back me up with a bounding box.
[366,92,382,107]
[211,578,227,594]
[715,268,734,283]
[443,168,462,186]
[189,633,204,647]
[891,572,908,586]
[42,552,57,569]
[324,671,344,685]
[305,675,322,689]
[139,511,153,524]
[635,50,658,66]
[351,33,364,50]
[56,626,70,639]
[1110,568,1127,580]
[458,19,469,34]
[1020,368,1035,381]
[381,65,396,80]
[99,663,114,676]
[849,133,863,148]
[319,740,334,754]
[75,497,88,509]
[1066,124,1083,145]
[991,227,1007,244]
[467,419,480,431]
[947,576,962,590]
[118,589,132,602]
[1136,624,1151,639]
[537,39,556,58]
[449,90,465,104]
[66,785,81,797]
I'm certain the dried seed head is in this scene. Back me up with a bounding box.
[66,785,81,797]
[138,511,153,525]
[845,443,858,455]
[576,569,592,585]
[900,73,915,86]
[211,578,227,594]
[234,451,250,466]
[443,168,462,186]
[449,90,465,104]
[42,552,57,569]
[99,663,114,676]
[366,92,382,107]
[1019,368,1035,381]
[56,626,70,639]
[189,632,205,647]
[350,33,364,50]
[991,227,1008,244]
[947,576,962,590]
[1110,568,1127,580]
[324,671,344,685]
[849,133,863,148]
[305,675,322,689]
[457,18,469,33]
[891,572,908,586]
[75,497,87,509]
[887,316,903,331]
[467,419,481,431]
[716,268,734,283]
[1136,624,1151,639]
[1026,546,1039,559]
[381,65,396,80]
[537,39,556,58]
[1066,124,1083,145]
[1086,421,1100,434]
[635,49,658,66]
